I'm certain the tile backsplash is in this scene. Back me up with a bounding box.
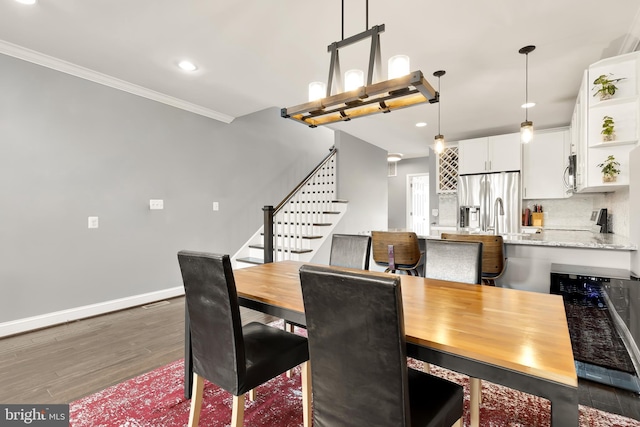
[437,190,630,237]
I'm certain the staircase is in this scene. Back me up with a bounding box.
[232,148,347,269]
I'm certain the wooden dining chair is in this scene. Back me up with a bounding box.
[329,233,372,270]
[371,231,424,276]
[440,233,507,285]
[424,239,483,285]
[299,264,463,427]
[178,251,311,427]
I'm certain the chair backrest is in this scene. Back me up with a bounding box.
[424,239,483,284]
[177,250,245,394]
[441,233,505,277]
[299,265,410,427]
[371,231,421,267]
[329,234,371,270]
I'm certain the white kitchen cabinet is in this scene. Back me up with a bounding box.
[458,133,521,175]
[574,51,640,192]
[522,128,570,199]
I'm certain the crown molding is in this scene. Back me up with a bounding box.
[0,39,235,124]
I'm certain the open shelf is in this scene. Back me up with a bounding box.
[590,139,638,148]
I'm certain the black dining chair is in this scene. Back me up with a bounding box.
[329,233,372,270]
[178,251,311,427]
[423,239,483,427]
[424,239,483,284]
[299,264,463,427]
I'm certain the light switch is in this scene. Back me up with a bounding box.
[213,202,219,211]
[149,199,164,210]
[88,216,99,229]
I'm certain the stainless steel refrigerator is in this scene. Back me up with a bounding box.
[458,171,521,235]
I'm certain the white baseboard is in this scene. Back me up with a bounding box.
[0,287,185,338]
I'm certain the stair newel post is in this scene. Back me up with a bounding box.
[263,205,275,264]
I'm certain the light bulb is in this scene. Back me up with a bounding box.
[344,69,364,92]
[521,121,534,144]
[388,55,410,79]
[308,82,326,102]
[434,135,445,154]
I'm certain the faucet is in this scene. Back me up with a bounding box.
[493,197,505,235]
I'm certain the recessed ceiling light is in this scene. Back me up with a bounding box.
[15,0,37,5]
[415,122,427,127]
[521,102,536,109]
[178,60,197,72]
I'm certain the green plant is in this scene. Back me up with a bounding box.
[597,155,621,178]
[592,74,625,99]
[601,115,615,138]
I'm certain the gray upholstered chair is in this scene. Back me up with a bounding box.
[440,233,507,285]
[329,233,371,270]
[423,239,483,426]
[299,264,463,427]
[424,239,483,285]
[178,251,311,427]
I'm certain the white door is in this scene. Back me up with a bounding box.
[407,174,430,236]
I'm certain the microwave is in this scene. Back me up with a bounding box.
[564,154,577,192]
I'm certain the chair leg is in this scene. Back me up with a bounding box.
[231,394,245,427]
[188,373,205,427]
[452,418,463,427]
[248,388,256,401]
[301,361,312,427]
[285,322,294,378]
[470,377,482,427]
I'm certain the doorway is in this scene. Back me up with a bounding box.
[407,174,430,236]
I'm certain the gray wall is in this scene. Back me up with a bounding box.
[0,53,335,323]
[311,130,389,264]
[387,154,436,230]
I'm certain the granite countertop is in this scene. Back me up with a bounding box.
[500,229,636,250]
[428,228,637,250]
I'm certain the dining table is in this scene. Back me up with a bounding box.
[184,260,578,426]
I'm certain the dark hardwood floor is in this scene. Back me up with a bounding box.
[1,296,638,421]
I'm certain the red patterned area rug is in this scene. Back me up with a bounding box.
[70,358,640,427]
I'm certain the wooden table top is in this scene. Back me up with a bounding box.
[233,260,577,388]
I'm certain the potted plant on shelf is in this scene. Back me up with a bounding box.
[592,73,626,100]
[597,155,621,183]
[601,115,616,142]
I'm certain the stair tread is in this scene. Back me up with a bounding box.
[277,222,332,226]
[249,244,313,254]
[260,233,322,239]
[236,257,264,265]
[282,211,342,215]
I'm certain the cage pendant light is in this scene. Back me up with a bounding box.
[433,70,446,154]
[519,45,536,143]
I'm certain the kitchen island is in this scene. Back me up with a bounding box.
[429,228,637,293]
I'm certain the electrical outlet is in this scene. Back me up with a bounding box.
[88,216,99,229]
[213,202,219,211]
[149,199,164,210]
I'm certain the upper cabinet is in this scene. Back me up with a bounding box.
[522,128,571,199]
[458,133,521,175]
[573,51,640,192]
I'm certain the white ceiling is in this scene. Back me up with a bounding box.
[1,0,640,158]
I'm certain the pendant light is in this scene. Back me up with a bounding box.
[433,70,446,154]
[282,0,437,128]
[519,45,536,144]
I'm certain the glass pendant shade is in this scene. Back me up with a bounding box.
[344,69,364,91]
[388,55,410,79]
[521,121,534,144]
[308,81,326,101]
[434,135,445,154]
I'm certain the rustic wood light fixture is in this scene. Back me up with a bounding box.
[281,1,438,128]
